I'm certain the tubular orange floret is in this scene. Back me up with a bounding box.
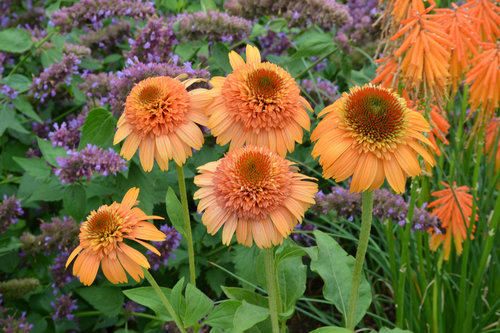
[462,0,500,43]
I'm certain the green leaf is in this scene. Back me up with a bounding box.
[184,283,214,326]
[122,286,173,320]
[0,29,33,53]
[79,108,115,149]
[13,157,50,181]
[233,245,260,289]
[277,256,306,315]
[71,80,86,104]
[36,137,67,167]
[200,0,217,12]
[310,230,372,326]
[212,43,232,73]
[170,277,186,319]
[309,327,352,333]
[12,95,42,123]
[0,74,32,92]
[166,187,186,237]
[63,184,87,221]
[378,328,413,333]
[0,105,29,136]
[175,42,197,62]
[27,178,64,202]
[202,300,241,329]
[221,286,268,307]
[275,241,307,265]
[41,48,63,68]
[76,286,124,317]
[292,33,336,59]
[102,54,122,64]
[233,300,269,333]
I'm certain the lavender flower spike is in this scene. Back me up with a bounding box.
[0,195,23,233]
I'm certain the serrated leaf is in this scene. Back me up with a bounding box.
[202,300,241,329]
[36,137,67,167]
[0,74,32,92]
[0,105,29,136]
[212,43,232,73]
[12,95,42,123]
[233,301,269,333]
[0,29,33,53]
[78,108,115,149]
[184,283,214,326]
[165,187,186,237]
[13,157,50,181]
[76,286,124,317]
[63,184,87,221]
[27,178,64,202]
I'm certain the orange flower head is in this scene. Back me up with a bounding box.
[485,117,500,171]
[193,145,317,248]
[114,76,212,172]
[428,182,477,261]
[66,188,166,285]
[462,0,500,42]
[205,45,312,156]
[311,84,436,194]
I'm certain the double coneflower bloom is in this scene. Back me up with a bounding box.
[114,75,211,172]
[204,45,312,156]
[66,188,166,285]
[194,145,317,248]
[311,84,435,193]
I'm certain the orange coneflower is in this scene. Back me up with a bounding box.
[114,76,211,172]
[462,0,500,43]
[390,3,452,99]
[428,182,477,261]
[193,145,317,248]
[311,84,436,194]
[433,3,481,92]
[204,45,312,156]
[485,117,500,171]
[66,188,166,285]
[465,42,500,122]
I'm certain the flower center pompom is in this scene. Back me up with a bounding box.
[212,146,293,220]
[222,63,301,131]
[83,206,124,253]
[125,76,190,137]
[342,86,408,151]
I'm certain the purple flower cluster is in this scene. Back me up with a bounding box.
[313,187,440,231]
[51,294,78,322]
[50,0,155,32]
[81,20,132,53]
[50,251,75,288]
[335,0,380,50]
[109,59,210,116]
[0,195,23,233]
[292,223,317,247]
[0,83,19,101]
[0,311,33,333]
[79,72,113,107]
[48,114,85,149]
[147,225,181,271]
[175,10,252,44]
[20,216,80,255]
[127,18,177,63]
[258,30,292,57]
[225,0,352,29]
[54,144,127,184]
[30,53,81,103]
[301,77,339,105]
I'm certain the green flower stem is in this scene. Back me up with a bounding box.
[396,180,417,328]
[416,231,432,325]
[176,164,196,287]
[144,270,186,333]
[346,190,374,331]
[264,247,281,333]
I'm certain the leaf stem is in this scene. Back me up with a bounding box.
[264,247,281,333]
[346,190,374,331]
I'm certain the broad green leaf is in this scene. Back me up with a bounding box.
[277,256,306,315]
[0,105,29,136]
[122,286,173,320]
[63,184,87,221]
[275,241,307,265]
[76,286,124,317]
[41,48,63,68]
[212,43,232,73]
[0,74,32,92]
[233,245,260,289]
[233,300,269,333]
[13,157,50,181]
[201,0,217,12]
[202,300,241,329]
[78,108,115,149]
[310,230,372,326]
[0,29,33,53]
[309,327,352,333]
[166,187,186,237]
[184,283,214,326]
[221,286,268,307]
[27,178,64,202]
[12,95,42,123]
[175,42,197,62]
[36,137,67,167]
[379,328,413,333]
[170,277,186,320]
[293,33,336,59]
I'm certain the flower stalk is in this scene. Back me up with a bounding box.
[264,247,281,333]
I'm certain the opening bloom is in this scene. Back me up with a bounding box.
[66,188,166,285]
[311,84,436,194]
[114,76,212,172]
[204,44,312,156]
[428,182,477,261]
[193,145,317,248]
